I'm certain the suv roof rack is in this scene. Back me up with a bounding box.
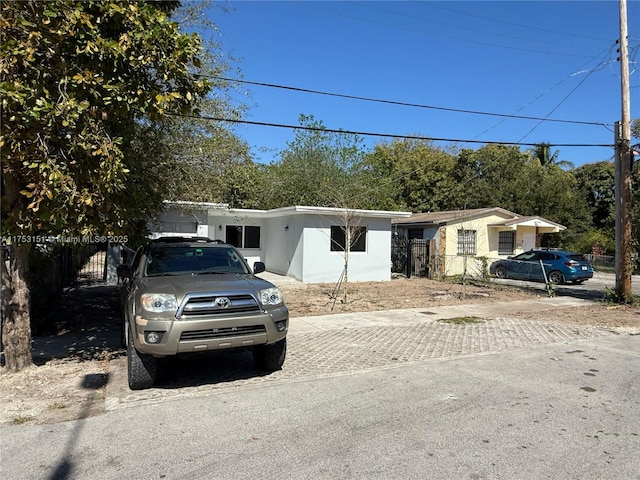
[150,236,226,244]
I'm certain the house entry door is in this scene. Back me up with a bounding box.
[522,234,535,252]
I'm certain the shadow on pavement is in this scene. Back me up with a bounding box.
[151,349,273,389]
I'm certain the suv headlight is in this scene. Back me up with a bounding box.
[260,287,283,306]
[140,293,178,313]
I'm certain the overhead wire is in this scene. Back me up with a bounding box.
[304,1,603,60]
[201,75,611,128]
[462,45,619,146]
[170,113,614,148]
[516,45,619,143]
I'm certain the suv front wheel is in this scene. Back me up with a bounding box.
[127,327,157,390]
[253,339,286,371]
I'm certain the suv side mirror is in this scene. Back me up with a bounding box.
[253,261,266,274]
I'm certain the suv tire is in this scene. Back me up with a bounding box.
[253,338,286,371]
[127,327,157,390]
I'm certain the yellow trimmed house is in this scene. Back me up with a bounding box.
[391,207,565,278]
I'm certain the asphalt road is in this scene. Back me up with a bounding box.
[491,271,640,300]
[2,333,639,480]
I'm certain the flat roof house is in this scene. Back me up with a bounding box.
[149,202,412,284]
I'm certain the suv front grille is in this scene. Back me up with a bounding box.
[178,293,261,317]
[180,325,266,341]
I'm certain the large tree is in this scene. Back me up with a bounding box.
[450,144,529,211]
[259,114,388,210]
[574,161,616,234]
[363,138,458,212]
[1,0,213,370]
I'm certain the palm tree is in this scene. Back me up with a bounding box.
[529,143,574,170]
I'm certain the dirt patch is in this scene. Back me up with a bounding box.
[1,277,639,425]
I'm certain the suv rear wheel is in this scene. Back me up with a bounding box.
[127,327,157,390]
[253,338,286,371]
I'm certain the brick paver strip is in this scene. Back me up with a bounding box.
[110,318,612,408]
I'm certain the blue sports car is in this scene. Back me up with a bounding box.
[489,249,594,285]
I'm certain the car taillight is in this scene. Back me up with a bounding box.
[564,261,579,267]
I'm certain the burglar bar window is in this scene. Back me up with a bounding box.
[498,231,515,255]
[457,229,476,255]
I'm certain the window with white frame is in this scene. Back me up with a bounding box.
[498,231,515,255]
[457,229,476,255]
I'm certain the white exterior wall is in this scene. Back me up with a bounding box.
[262,215,305,278]
[300,215,392,284]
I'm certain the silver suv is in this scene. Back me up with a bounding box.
[118,237,288,390]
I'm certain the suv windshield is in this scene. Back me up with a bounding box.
[144,245,250,276]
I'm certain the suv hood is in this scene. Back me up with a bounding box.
[138,274,276,298]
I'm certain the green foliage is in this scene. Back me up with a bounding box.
[566,229,615,255]
[1,0,212,237]
[257,114,391,210]
[450,144,528,211]
[364,138,457,212]
[603,287,639,305]
[574,161,616,232]
[527,142,574,170]
[632,118,640,140]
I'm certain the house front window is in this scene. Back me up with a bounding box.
[225,225,261,249]
[498,231,515,255]
[457,229,476,255]
[330,226,367,252]
[408,228,423,240]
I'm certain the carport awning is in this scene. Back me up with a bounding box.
[488,216,566,232]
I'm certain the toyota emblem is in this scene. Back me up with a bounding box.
[215,297,231,308]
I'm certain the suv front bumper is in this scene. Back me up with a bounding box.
[133,305,288,356]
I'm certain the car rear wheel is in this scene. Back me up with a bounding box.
[253,338,286,371]
[547,270,564,285]
[127,328,157,390]
[494,266,507,279]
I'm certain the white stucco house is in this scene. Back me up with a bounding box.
[149,201,412,284]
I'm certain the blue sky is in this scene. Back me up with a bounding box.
[206,1,639,167]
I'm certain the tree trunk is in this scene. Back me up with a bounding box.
[1,243,33,371]
[342,229,350,304]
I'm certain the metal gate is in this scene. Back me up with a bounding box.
[391,237,431,278]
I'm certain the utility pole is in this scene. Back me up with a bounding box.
[615,0,633,301]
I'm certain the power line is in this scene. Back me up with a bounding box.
[517,48,615,143]
[201,75,611,128]
[424,3,614,43]
[171,113,615,148]
[464,45,618,147]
